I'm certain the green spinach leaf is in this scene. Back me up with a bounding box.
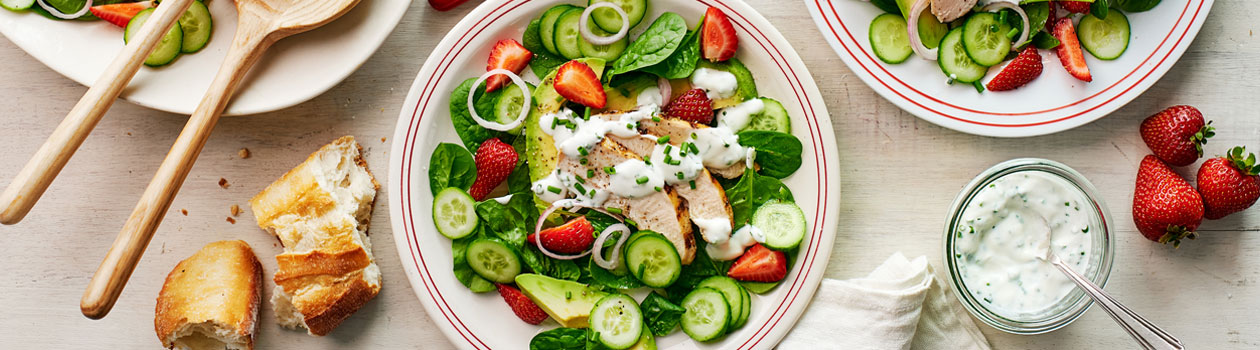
[611,12,688,76]
[452,228,496,293]
[724,167,794,229]
[530,328,587,350]
[450,78,500,151]
[523,19,569,79]
[588,257,643,289]
[1116,0,1160,12]
[428,143,477,195]
[520,246,582,281]
[475,194,537,248]
[665,239,725,303]
[737,131,803,179]
[639,28,701,79]
[640,292,686,336]
[507,136,532,193]
[1022,2,1051,34]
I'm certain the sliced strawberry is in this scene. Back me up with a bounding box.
[701,7,738,62]
[468,138,518,201]
[1058,0,1092,13]
[496,284,549,325]
[90,2,151,28]
[527,217,595,254]
[986,47,1044,91]
[663,89,714,124]
[727,244,787,283]
[1052,18,1092,82]
[485,39,533,93]
[553,60,607,108]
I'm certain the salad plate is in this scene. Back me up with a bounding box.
[805,0,1213,137]
[388,0,840,348]
[0,0,408,116]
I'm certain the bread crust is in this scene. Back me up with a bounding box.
[155,240,262,350]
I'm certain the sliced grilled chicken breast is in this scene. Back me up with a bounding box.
[932,0,978,22]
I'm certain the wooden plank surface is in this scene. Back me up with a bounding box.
[1,0,1257,348]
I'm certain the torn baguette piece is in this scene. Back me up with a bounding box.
[249,136,381,336]
[155,240,263,350]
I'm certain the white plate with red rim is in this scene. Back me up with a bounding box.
[387,0,840,348]
[805,0,1213,137]
[0,0,408,116]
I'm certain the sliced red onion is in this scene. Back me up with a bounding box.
[657,77,673,106]
[592,224,631,270]
[36,0,92,19]
[580,3,629,45]
[982,0,1031,51]
[907,0,938,61]
[468,69,531,131]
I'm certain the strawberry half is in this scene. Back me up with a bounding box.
[663,89,714,124]
[496,284,549,325]
[485,39,533,93]
[468,138,518,201]
[1140,105,1213,167]
[1052,18,1092,82]
[727,244,787,283]
[1058,0,1092,13]
[553,60,607,108]
[1133,155,1204,247]
[701,7,738,62]
[90,2,151,28]
[527,217,595,254]
[986,47,1044,91]
[1197,147,1260,220]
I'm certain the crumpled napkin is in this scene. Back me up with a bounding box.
[778,253,992,350]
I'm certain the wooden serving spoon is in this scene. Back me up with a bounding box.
[80,0,362,319]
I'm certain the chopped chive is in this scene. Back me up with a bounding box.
[664,145,673,154]
[657,136,671,144]
[587,169,595,178]
[652,116,662,122]
[687,142,700,154]
[676,172,685,179]
[636,176,649,184]
[690,133,698,139]
[604,166,616,174]
[667,158,681,166]
[578,147,588,156]
[626,123,634,129]
[547,186,562,194]
[580,158,588,165]
[574,183,587,194]
[654,186,662,192]
[625,218,638,227]
[565,291,572,300]
[575,176,585,184]
[550,117,558,129]
[689,180,696,189]
[606,207,623,215]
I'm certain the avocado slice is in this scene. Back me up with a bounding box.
[525,58,607,183]
[515,274,609,328]
[627,330,657,350]
[601,74,660,112]
[679,58,758,109]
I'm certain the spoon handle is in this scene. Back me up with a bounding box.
[1049,258,1184,350]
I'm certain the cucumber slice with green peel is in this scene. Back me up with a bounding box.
[539,5,576,56]
[735,284,751,328]
[178,0,213,53]
[0,0,35,11]
[697,276,746,330]
[753,200,807,251]
[553,8,585,60]
[125,9,184,67]
[1078,10,1130,60]
[869,13,912,64]
[578,22,629,61]
[624,233,681,288]
[588,0,647,33]
[961,12,1012,66]
[492,82,532,135]
[740,97,790,133]
[938,27,989,83]
[590,294,645,350]
[680,287,730,342]
[465,239,521,283]
[433,188,478,239]
[917,10,949,50]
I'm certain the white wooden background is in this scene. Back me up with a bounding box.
[2,0,1257,348]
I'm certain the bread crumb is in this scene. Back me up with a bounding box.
[219,178,230,189]
[226,217,236,224]
[126,132,132,136]
[380,137,387,143]
[180,209,188,216]
[230,204,241,217]
[238,148,251,159]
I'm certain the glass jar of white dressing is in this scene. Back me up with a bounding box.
[943,158,1115,335]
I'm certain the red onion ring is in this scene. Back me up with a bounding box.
[468,69,531,131]
[592,224,631,270]
[907,0,938,61]
[579,3,629,45]
[657,77,673,106]
[981,0,1031,51]
[36,0,91,19]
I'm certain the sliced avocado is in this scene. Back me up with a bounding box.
[696,58,758,109]
[525,58,607,183]
[627,330,657,350]
[602,74,660,112]
[515,274,609,328]
[895,0,915,20]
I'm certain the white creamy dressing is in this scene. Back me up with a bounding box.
[650,143,705,185]
[954,171,1095,319]
[539,106,660,159]
[690,67,738,100]
[707,225,766,260]
[692,127,747,168]
[531,171,569,203]
[492,194,514,205]
[692,217,733,244]
[717,98,764,131]
[637,86,664,107]
[608,159,664,199]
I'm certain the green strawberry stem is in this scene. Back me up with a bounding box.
[1226,146,1258,175]
[1192,121,1215,157]
[1159,225,1198,248]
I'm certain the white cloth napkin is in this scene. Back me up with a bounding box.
[778,253,992,350]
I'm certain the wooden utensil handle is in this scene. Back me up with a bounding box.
[80,25,274,320]
[0,0,195,225]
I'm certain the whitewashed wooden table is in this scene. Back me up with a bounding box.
[1,1,1257,348]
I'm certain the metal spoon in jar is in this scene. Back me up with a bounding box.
[1034,216,1183,350]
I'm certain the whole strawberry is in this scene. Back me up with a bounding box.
[1197,146,1260,220]
[1133,155,1204,247]
[986,47,1044,92]
[496,283,549,325]
[663,89,714,124]
[1058,0,1092,13]
[1140,105,1214,167]
[468,138,518,201]
[527,216,595,254]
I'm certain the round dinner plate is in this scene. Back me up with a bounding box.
[0,0,409,116]
[805,0,1213,137]
[388,0,840,348]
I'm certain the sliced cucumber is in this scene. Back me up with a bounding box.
[492,82,532,135]
[1078,10,1130,60]
[588,0,647,33]
[539,5,576,56]
[0,0,35,11]
[961,12,1012,66]
[465,239,521,283]
[741,97,790,133]
[735,284,751,328]
[697,276,746,330]
[125,8,184,67]
[680,287,730,342]
[433,188,478,239]
[938,27,989,83]
[869,13,912,64]
[578,22,629,61]
[624,233,681,288]
[590,294,645,350]
[553,8,585,60]
[178,0,213,53]
[917,10,949,50]
[753,200,806,251]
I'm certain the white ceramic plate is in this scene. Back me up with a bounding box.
[0,0,408,116]
[388,0,840,348]
[805,0,1213,137]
